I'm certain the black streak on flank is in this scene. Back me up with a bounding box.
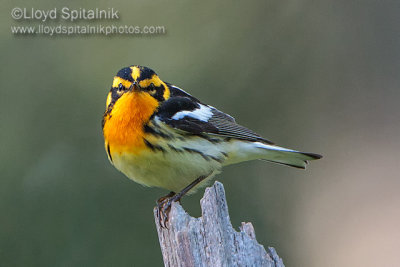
[143,139,166,153]
[168,144,183,153]
[182,147,210,161]
[197,134,222,144]
[101,116,106,129]
[182,147,223,163]
[116,67,134,82]
[209,156,223,163]
[143,125,172,139]
[107,143,113,162]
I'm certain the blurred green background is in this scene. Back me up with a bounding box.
[1,0,400,266]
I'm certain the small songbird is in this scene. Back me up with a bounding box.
[102,65,322,221]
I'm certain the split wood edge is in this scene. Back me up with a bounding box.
[154,181,285,267]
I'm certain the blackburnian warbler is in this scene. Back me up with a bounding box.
[102,65,322,222]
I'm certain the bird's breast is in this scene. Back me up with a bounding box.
[103,91,159,155]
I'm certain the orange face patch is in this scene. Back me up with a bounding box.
[103,90,159,154]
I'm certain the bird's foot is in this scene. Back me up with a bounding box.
[156,191,179,228]
[156,173,212,228]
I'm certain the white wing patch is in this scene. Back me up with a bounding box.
[172,104,213,122]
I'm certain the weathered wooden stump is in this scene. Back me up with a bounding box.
[154,181,285,267]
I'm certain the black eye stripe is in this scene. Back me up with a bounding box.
[103,87,122,118]
[148,84,156,91]
[111,87,122,101]
[151,85,165,101]
[140,83,158,91]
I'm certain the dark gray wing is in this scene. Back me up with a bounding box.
[207,109,273,144]
[155,89,273,144]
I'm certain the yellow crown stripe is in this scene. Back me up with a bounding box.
[131,66,141,80]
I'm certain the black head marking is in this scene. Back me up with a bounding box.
[132,65,157,81]
[116,67,134,82]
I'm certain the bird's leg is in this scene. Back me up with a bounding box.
[157,191,176,204]
[156,172,212,228]
[156,191,175,227]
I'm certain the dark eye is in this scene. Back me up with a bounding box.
[148,83,156,91]
[118,83,124,91]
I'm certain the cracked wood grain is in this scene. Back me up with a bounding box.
[154,181,285,267]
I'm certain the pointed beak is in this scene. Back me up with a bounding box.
[129,81,139,91]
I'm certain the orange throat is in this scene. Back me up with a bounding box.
[103,91,159,154]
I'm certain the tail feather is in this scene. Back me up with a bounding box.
[255,143,322,169]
